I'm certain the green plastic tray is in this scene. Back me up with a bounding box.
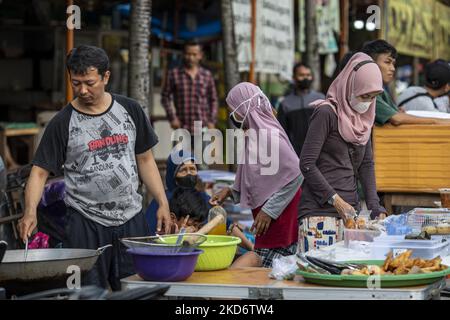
[296,260,450,288]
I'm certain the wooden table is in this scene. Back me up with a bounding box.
[121,267,445,300]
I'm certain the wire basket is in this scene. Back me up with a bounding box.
[406,208,450,235]
[120,233,207,254]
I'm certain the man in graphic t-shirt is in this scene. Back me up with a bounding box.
[18,45,172,290]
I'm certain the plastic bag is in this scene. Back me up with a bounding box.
[28,232,50,249]
[269,255,298,281]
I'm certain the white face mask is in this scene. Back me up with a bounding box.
[229,92,260,129]
[350,95,372,114]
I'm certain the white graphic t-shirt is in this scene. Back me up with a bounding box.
[32,94,158,226]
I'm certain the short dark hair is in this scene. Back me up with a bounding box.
[361,40,398,60]
[169,188,208,222]
[425,59,450,90]
[293,62,312,76]
[66,45,110,77]
[184,40,203,51]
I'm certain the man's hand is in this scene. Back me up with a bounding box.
[156,205,172,234]
[170,118,181,130]
[333,194,356,221]
[251,210,272,237]
[209,187,231,206]
[17,212,37,243]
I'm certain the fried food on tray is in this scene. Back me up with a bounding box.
[382,251,393,271]
[342,250,448,276]
[389,250,412,269]
[345,218,356,229]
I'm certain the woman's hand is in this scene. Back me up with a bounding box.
[209,187,231,206]
[251,210,272,237]
[333,194,356,221]
[377,212,387,220]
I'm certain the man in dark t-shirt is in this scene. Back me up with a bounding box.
[18,45,171,290]
[277,62,325,156]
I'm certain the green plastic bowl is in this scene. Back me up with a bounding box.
[195,235,241,271]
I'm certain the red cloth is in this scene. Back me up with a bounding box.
[252,187,301,249]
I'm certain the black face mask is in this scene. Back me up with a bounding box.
[296,78,312,90]
[175,174,198,189]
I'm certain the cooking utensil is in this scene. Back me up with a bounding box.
[0,245,112,296]
[184,209,226,246]
[304,256,366,274]
[128,248,203,282]
[0,240,7,263]
[120,233,207,254]
[194,235,241,271]
[296,253,331,274]
[174,215,189,251]
[24,238,28,262]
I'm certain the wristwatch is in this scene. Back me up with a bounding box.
[327,193,338,206]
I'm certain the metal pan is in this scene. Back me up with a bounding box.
[0,245,111,296]
[0,240,7,263]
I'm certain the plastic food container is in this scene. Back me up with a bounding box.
[195,235,241,271]
[344,228,382,247]
[369,237,449,260]
[127,248,203,282]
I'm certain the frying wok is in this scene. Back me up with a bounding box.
[0,240,6,263]
[0,245,111,296]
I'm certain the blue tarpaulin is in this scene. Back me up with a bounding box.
[116,4,221,41]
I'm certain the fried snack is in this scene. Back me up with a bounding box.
[393,265,409,275]
[423,257,441,268]
[389,250,413,269]
[414,259,428,268]
[368,265,382,275]
[345,218,356,229]
[345,250,448,277]
[382,251,393,271]
[408,266,424,274]
[350,270,366,276]
[356,217,366,229]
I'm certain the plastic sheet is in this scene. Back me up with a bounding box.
[269,255,298,280]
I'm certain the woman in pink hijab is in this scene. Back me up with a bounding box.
[298,52,388,253]
[210,82,303,268]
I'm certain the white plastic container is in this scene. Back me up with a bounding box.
[369,237,449,260]
[344,228,382,247]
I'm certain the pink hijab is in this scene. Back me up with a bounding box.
[310,52,383,145]
[226,82,301,210]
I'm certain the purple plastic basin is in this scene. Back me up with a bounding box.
[127,248,203,282]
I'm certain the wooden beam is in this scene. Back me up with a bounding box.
[66,0,74,104]
[339,0,349,61]
[249,0,256,84]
